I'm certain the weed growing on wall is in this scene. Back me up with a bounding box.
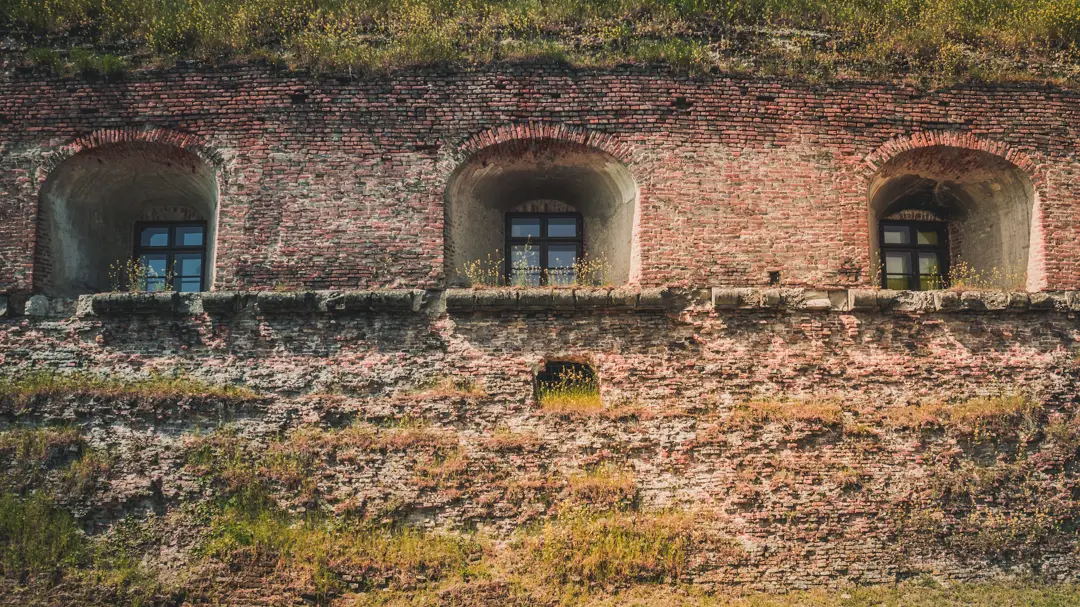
[948,261,1027,291]
[0,370,258,406]
[536,365,602,414]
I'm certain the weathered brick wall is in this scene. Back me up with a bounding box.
[2,290,1079,596]
[2,65,1080,294]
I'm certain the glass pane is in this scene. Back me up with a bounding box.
[145,277,167,292]
[176,225,205,246]
[548,244,578,286]
[547,217,578,238]
[175,253,203,277]
[177,278,202,293]
[884,252,911,275]
[510,218,541,239]
[918,252,940,276]
[886,276,909,290]
[917,229,939,245]
[882,225,909,245]
[139,254,168,278]
[510,245,541,287]
[140,226,170,247]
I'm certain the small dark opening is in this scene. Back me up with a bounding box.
[756,94,777,102]
[290,91,308,104]
[769,271,781,286]
[672,96,693,110]
[536,361,598,397]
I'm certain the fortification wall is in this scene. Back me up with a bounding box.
[2,290,1079,597]
[2,65,1080,295]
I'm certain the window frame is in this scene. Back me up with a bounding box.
[505,212,584,286]
[878,219,950,291]
[132,220,208,293]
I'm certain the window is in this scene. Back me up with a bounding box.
[506,213,583,286]
[879,221,949,291]
[133,222,207,292]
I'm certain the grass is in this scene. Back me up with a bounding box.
[732,397,844,426]
[882,393,1042,438]
[200,488,483,598]
[518,509,697,588]
[0,425,82,463]
[6,0,1080,84]
[407,376,487,399]
[566,464,637,511]
[537,366,603,414]
[0,370,258,406]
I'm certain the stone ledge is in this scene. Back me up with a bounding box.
[7,288,1080,319]
[445,287,675,312]
[712,287,1077,313]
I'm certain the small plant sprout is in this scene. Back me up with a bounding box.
[536,361,601,413]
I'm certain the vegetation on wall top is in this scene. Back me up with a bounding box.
[2,0,1080,86]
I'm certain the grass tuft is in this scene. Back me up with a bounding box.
[0,371,258,407]
[733,398,844,426]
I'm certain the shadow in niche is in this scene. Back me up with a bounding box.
[35,142,219,296]
[445,139,638,286]
[868,145,1039,291]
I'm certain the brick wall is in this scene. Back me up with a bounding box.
[2,64,1079,294]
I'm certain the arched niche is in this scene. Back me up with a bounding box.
[445,139,638,286]
[36,142,219,296]
[868,145,1039,291]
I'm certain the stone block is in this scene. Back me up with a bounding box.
[574,289,611,309]
[474,289,516,310]
[760,289,782,308]
[1029,291,1062,310]
[800,290,832,310]
[828,290,849,311]
[92,292,180,316]
[875,290,900,310]
[551,290,575,310]
[1066,291,1080,312]
[637,288,668,310]
[256,291,317,314]
[891,291,934,313]
[517,289,553,310]
[609,288,638,309]
[934,290,960,311]
[443,290,476,312]
[369,290,417,312]
[848,289,877,311]
[1008,292,1031,310]
[201,292,241,314]
[959,290,1009,311]
[25,295,50,317]
[325,291,372,314]
[711,288,748,309]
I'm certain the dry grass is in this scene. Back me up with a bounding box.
[882,393,1041,437]
[0,425,83,463]
[0,371,258,407]
[407,376,487,399]
[566,464,637,511]
[483,426,543,451]
[732,398,844,426]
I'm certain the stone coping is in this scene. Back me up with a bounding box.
[1,287,1078,318]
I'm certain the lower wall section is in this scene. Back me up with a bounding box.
[1,289,1079,602]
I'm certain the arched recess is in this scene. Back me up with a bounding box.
[445,138,639,286]
[35,141,219,296]
[868,144,1040,291]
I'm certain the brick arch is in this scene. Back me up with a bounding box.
[862,131,1042,187]
[33,126,226,295]
[863,131,1046,291]
[36,126,225,184]
[437,123,636,177]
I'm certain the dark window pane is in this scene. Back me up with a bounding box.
[145,277,168,292]
[177,278,202,293]
[884,252,910,275]
[140,227,170,247]
[139,254,168,278]
[918,252,940,276]
[917,229,939,245]
[547,244,578,268]
[547,217,578,238]
[176,225,205,246]
[883,225,909,245]
[175,253,203,277]
[510,218,541,239]
[886,276,909,290]
[510,245,541,286]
